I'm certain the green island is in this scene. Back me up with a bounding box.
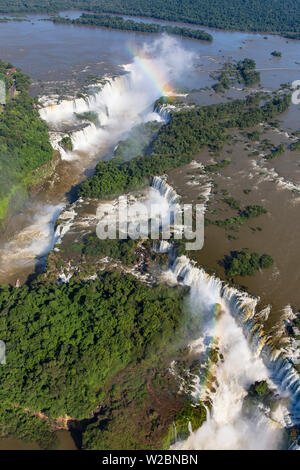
[49,13,213,41]
[264,143,285,160]
[75,110,99,126]
[0,61,53,226]
[212,58,260,93]
[223,248,274,277]
[0,1,300,35]
[74,233,140,265]
[0,16,28,22]
[206,204,267,230]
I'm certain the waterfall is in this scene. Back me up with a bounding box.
[152,176,181,206]
[70,123,100,153]
[151,176,300,449]
[154,103,171,122]
[48,132,72,161]
[1,37,196,282]
[39,96,90,122]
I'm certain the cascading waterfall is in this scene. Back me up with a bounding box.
[153,103,171,122]
[0,204,63,275]
[39,68,164,158]
[39,95,90,122]
[152,176,181,206]
[250,159,300,195]
[151,176,300,450]
[39,73,163,159]
[48,132,72,161]
[3,33,299,446]
[39,36,196,159]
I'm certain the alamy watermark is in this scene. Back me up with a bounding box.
[96,196,204,250]
[292,80,300,105]
[0,79,5,105]
[0,341,6,365]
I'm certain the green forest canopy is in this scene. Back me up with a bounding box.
[223,249,274,277]
[49,13,213,41]
[0,1,299,33]
[0,272,183,420]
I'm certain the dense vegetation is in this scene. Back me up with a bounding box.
[0,403,58,449]
[75,110,99,125]
[173,401,207,438]
[204,158,231,172]
[244,380,275,411]
[283,32,300,40]
[0,272,184,422]
[0,61,53,224]
[79,93,291,199]
[223,248,274,277]
[0,16,28,22]
[211,204,267,228]
[0,1,300,34]
[271,50,282,57]
[237,59,260,86]
[50,13,213,41]
[59,134,73,151]
[248,380,271,398]
[72,233,139,265]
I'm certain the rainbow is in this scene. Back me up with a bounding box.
[126,44,175,96]
[190,302,223,401]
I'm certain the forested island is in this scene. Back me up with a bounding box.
[49,13,213,41]
[223,249,274,277]
[0,61,53,227]
[0,0,300,35]
[212,58,261,93]
[0,16,28,22]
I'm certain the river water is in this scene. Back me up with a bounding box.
[0,11,300,91]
